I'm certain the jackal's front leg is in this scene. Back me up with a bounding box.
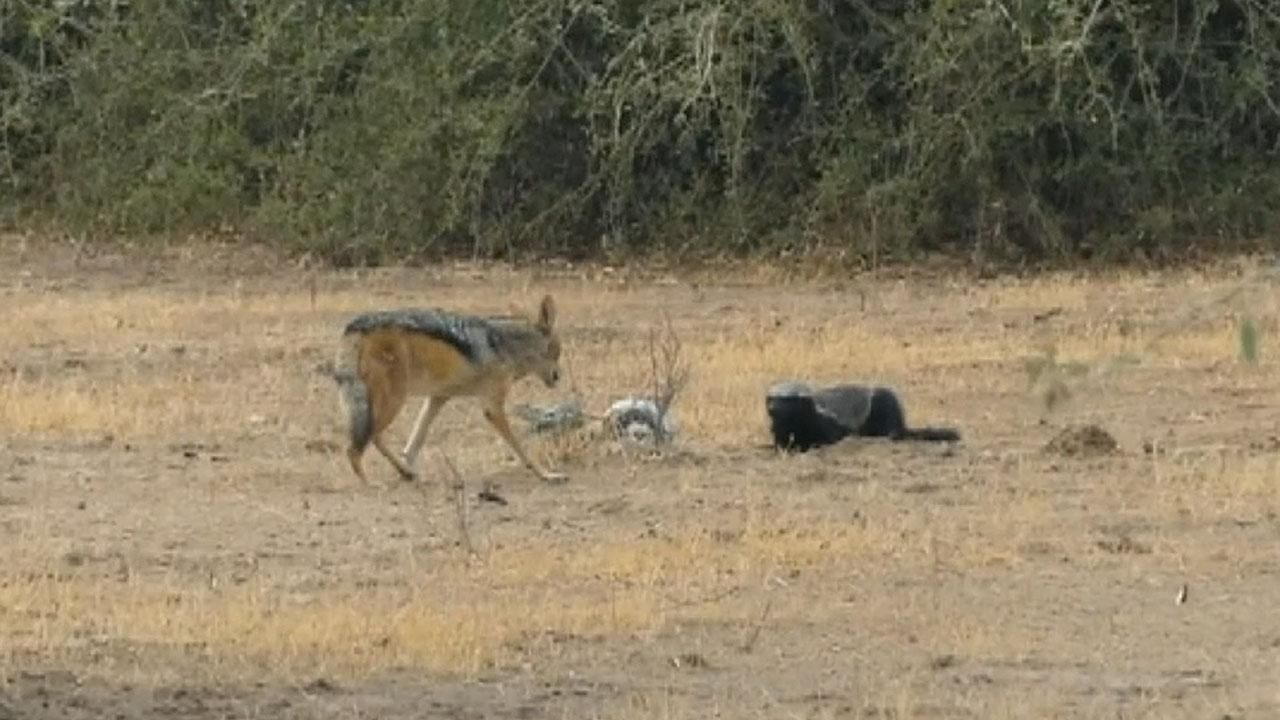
[481,395,568,484]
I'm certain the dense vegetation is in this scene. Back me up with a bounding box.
[3,0,1279,265]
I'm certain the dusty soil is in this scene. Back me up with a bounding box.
[2,235,1279,719]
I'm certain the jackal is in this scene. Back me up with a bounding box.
[333,295,567,484]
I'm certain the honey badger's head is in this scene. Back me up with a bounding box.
[766,382,824,451]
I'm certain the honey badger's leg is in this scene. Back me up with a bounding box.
[766,382,851,451]
[766,395,838,451]
[864,386,961,442]
[858,387,909,438]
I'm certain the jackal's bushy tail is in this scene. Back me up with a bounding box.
[333,333,372,454]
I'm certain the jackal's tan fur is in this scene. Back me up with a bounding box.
[333,295,566,484]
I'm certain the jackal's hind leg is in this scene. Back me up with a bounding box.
[373,435,418,481]
[400,396,449,480]
[366,365,412,482]
[346,446,370,485]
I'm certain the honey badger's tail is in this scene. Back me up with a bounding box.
[899,426,962,442]
[333,333,372,480]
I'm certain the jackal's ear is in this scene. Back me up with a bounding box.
[537,294,557,331]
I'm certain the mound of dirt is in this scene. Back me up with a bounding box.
[1043,424,1119,457]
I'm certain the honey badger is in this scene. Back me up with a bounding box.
[766,381,960,452]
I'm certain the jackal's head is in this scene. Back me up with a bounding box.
[527,294,562,388]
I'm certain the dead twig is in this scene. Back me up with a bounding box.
[647,313,691,445]
[740,599,773,653]
[663,585,741,611]
[437,452,477,558]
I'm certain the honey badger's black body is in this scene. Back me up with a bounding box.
[766,381,960,452]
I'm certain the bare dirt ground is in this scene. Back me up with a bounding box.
[2,233,1279,719]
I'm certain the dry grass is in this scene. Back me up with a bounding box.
[0,569,662,681]
[0,508,991,682]
[3,270,1267,445]
[2,238,1279,717]
[1149,449,1280,522]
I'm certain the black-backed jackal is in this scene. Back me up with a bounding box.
[333,295,567,484]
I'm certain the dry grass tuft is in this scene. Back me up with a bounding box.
[1150,449,1280,520]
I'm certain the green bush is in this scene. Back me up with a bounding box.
[2,0,1278,264]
